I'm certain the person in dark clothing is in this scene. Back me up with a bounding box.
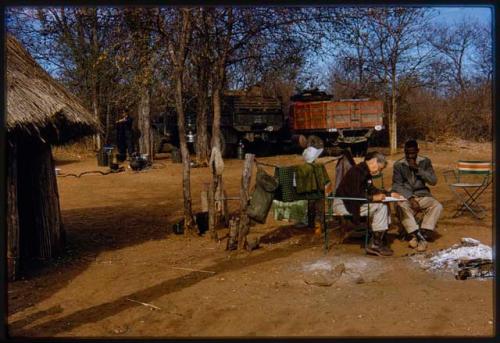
[116,112,134,160]
[392,139,443,252]
[333,151,403,256]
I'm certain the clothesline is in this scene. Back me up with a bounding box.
[254,155,342,169]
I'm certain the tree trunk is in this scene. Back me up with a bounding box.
[196,78,210,164]
[174,69,196,236]
[7,140,20,280]
[90,8,101,152]
[92,88,101,151]
[237,153,255,250]
[104,101,110,145]
[138,85,153,160]
[390,73,398,155]
[211,85,222,150]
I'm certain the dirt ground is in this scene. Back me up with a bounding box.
[7,140,495,338]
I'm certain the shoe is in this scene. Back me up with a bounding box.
[409,235,418,249]
[416,239,428,252]
[366,231,393,256]
[421,229,434,242]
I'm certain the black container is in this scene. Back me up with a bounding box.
[171,148,182,163]
[97,149,109,166]
[173,220,184,235]
[195,212,209,235]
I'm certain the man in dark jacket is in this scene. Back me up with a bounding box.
[392,139,443,252]
[116,112,134,160]
[333,151,402,256]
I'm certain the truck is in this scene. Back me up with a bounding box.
[288,89,385,156]
[153,85,285,157]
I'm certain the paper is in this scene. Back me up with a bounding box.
[382,196,406,202]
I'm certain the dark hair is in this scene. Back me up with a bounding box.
[364,151,387,167]
[404,139,419,149]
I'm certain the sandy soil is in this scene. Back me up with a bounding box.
[7,141,494,338]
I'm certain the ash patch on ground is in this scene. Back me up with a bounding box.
[300,254,392,286]
[410,238,492,279]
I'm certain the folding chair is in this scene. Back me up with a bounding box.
[322,153,384,253]
[443,160,493,219]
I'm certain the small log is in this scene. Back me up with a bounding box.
[237,153,255,250]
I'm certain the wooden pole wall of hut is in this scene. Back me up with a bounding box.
[33,144,64,258]
[237,153,254,250]
[7,141,20,280]
[17,142,64,261]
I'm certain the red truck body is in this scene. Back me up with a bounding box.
[290,99,384,132]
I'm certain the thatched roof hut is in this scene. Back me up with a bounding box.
[6,34,99,143]
[6,34,99,280]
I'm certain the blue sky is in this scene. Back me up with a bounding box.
[434,6,492,24]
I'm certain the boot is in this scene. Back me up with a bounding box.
[366,231,393,257]
[415,230,428,252]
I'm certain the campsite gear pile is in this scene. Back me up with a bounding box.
[247,147,331,224]
[411,237,493,280]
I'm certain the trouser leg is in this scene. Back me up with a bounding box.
[416,196,443,231]
[360,203,388,232]
[396,200,419,234]
[308,198,324,228]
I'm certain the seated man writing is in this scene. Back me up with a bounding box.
[392,139,443,252]
[333,151,402,256]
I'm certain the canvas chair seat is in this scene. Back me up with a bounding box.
[443,160,493,219]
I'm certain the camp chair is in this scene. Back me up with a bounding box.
[322,153,385,253]
[443,160,493,219]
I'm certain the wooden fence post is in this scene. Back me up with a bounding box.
[237,153,255,250]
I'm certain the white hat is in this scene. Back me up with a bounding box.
[302,146,323,163]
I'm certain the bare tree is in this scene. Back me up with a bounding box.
[362,8,435,154]
[428,18,479,95]
[158,8,198,236]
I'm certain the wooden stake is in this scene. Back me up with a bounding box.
[237,153,255,250]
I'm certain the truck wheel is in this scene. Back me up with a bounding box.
[350,141,368,157]
[307,135,324,149]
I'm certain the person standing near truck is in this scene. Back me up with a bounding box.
[116,111,134,161]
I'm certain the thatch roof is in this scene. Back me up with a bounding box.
[6,34,100,144]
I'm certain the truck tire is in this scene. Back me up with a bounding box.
[350,140,368,157]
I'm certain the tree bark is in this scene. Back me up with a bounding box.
[7,140,20,280]
[195,71,210,164]
[390,71,397,155]
[138,85,153,160]
[237,153,255,250]
[168,9,196,236]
